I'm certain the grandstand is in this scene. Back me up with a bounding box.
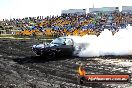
[0,6,132,37]
[122,6,132,25]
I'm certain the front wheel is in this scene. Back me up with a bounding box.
[46,50,56,59]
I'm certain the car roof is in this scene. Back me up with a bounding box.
[58,36,83,43]
[59,36,81,39]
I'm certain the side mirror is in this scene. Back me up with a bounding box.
[47,43,50,45]
[63,42,66,45]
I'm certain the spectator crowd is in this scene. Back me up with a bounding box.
[0,11,131,37]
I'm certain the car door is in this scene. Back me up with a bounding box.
[51,38,74,56]
[60,38,74,56]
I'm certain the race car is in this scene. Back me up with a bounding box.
[32,36,88,59]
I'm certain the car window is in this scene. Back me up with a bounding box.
[51,38,65,44]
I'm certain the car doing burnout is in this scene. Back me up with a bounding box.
[32,36,88,59]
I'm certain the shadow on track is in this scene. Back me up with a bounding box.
[99,55,132,59]
[13,56,75,64]
[13,55,132,64]
[77,55,132,59]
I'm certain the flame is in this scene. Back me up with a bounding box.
[78,65,86,76]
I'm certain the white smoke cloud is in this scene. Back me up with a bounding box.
[69,25,132,57]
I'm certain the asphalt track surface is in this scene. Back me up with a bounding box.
[0,39,132,88]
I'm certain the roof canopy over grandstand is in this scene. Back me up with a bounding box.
[61,9,86,16]
[89,7,119,14]
[122,6,132,14]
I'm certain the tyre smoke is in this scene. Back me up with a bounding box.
[69,25,132,57]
